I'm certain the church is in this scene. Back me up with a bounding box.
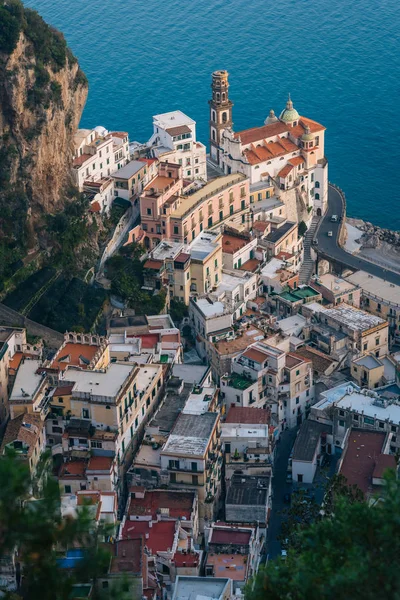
[208,70,328,217]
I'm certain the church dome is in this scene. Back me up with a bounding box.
[264,109,279,125]
[280,95,299,123]
[301,125,313,141]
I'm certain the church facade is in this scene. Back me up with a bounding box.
[208,71,328,216]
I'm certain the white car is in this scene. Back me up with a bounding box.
[281,549,287,560]
[331,215,338,222]
[327,231,333,237]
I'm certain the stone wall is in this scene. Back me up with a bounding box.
[0,303,63,349]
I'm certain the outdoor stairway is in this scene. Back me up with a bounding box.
[299,216,320,285]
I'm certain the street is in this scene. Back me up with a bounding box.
[316,185,400,286]
[266,428,298,560]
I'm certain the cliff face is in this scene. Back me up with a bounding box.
[0,0,88,260]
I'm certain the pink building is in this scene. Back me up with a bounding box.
[138,165,250,249]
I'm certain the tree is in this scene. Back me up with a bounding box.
[246,472,400,600]
[170,299,188,326]
[298,220,307,237]
[0,452,133,600]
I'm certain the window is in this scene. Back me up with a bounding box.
[174,226,179,234]
[169,459,179,469]
[170,473,176,483]
[214,259,218,268]
[339,419,345,427]
[295,370,300,376]
[364,416,374,425]
[241,199,245,210]
[258,193,262,201]
[192,475,198,485]
[391,425,397,433]
[191,462,198,472]
[339,409,345,417]
[379,421,385,428]
[82,409,89,419]
[315,193,320,200]
[297,474,303,483]
[315,181,320,188]
[147,208,152,215]
[375,337,380,346]
[64,485,72,494]
[296,397,300,405]
[363,343,368,351]
[102,582,109,590]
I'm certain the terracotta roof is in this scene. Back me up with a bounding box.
[73,154,92,168]
[0,413,42,458]
[138,158,158,166]
[110,131,128,138]
[110,538,142,574]
[239,258,261,272]
[139,334,159,349]
[173,550,199,567]
[128,490,194,520]
[253,221,269,232]
[235,122,289,145]
[121,519,176,554]
[87,456,113,472]
[144,259,164,270]
[8,352,35,372]
[59,461,87,479]
[278,164,294,178]
[276,251,294,260]
[340,430,388,496]
[225,406,270,425]
[222,234,249,254]
[242,347,268,363]
[166,124,191,136]
[174,252,191,264]
[285,352,310,368]
[53,385,74,397]
[289,156,305,167]
[372,453,397,479]
[90,201,101,213]
[211,528,251,545]
[295,346,335,374]
[290,117,326,138]
[50,343,100,372]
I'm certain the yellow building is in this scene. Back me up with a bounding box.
[188,230,223,295]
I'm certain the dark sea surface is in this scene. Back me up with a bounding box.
[26,0,400,228]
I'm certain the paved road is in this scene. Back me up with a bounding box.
[316,185,400,286]
[266,428,298,560]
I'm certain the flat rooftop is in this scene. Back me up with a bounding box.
[153,110,195,130]
[277,286,320,304]
[353,354,383,370]
[151,240,184,261]
[225,406,270,425]
[214,327,265,356]
[312,273,359,295]
[221,424,269,439]
[182,386,217,415]
[336,389,400,424]
[150,380,192,433]
[172,576,231,600]
[171,173,246,218]
[324,303,387,332]
[162,412,218,456]
[345,270,400,306]
[264,221,295,244]
[292,419,332,462]
[188,230,220,261]
[261,257,287,279]
[226,474,270,507]
[62,364,135,399]
[222,233,251,254]
[172,364,208,385]
[206,553,247,581]
[216,270,255,296]
[193,297,226,319]
[111,160,144,179]
[10,359,42,401]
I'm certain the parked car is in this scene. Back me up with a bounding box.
[331,215,338,222]
[281,549,287,560]
[327,230,333,237]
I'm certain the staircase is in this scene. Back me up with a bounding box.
[299,217,319,285]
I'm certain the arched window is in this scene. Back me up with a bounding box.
[222,92,226,101]
[216,92,220,101]
[212,110,216,122]
[222,112,227,123]
[315,181,320,188]
[315,193,320,200]
[212,130,216,141]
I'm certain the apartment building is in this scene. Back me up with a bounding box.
[263,221,302,263]
[188,230,223,295]
[112,160,149,201]
[345,270,400,341]
[311,273,360,307]
[221,230,258,270]
[0,413,46,477]
[160,411,222,529]
[148,110,207,181]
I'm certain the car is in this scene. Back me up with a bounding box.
[331,215,338,222]
[327,230,333,237]
[283,492,291,504]
[286,472,293,484]
[281,549,287,560]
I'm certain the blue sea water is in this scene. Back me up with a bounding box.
[25,0,400,228]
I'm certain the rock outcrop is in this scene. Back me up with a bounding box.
[0,0,88,254]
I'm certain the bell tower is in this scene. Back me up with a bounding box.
[209,70,233,166]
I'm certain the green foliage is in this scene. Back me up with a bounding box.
[169,298,188,326]
[0,4,21,54]
[298,220,307,237]
[28,276,107,332]
[0,452,129,600]
[247,471,400,600]
[3,267,56,312]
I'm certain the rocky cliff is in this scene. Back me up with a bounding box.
[0,0,88,269]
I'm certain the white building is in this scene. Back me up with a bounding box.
[148,111,207,181]
[208,71,328,217]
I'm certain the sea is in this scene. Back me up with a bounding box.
[25,0,400,229]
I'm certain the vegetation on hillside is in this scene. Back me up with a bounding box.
[247,472,400,600]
